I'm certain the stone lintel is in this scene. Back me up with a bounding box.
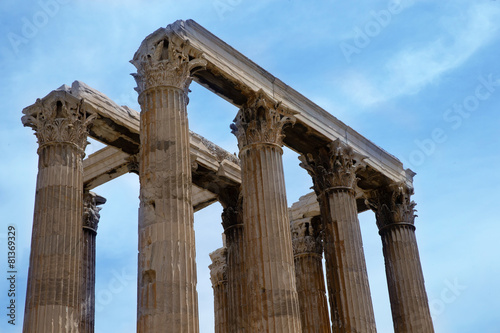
[170,19,414,190]
[82,145,219,212]
[28,81,372,215]
[24,81,141,155]
[83,146,131,190]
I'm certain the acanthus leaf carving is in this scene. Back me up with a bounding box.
[364,183,417,230]
[290,217,323,256]
[220,187,243,231]
[83,191,106,233]
[21,96,96,153]
[231,89,296,150]
[299,139,365,193]
[131,27,207,95]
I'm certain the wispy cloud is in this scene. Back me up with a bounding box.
[339,3,500,107]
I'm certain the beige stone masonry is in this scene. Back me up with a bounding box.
[290,217,331,333]
[219,191,247,332]
[82,143,234,212]
[300,140,377,333]
[167,20,415,188]
[20,20,437,333]
[209,248,229,333]
[131,27,207,333]
[366,184,434,333]
[80,191,106,333]
[21,93,96,332]
[232,89,302,332]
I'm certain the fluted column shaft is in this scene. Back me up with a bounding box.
[290,217,331,333]
[209,248,229,333]
[300,140,376,333]
[232,90,301,332]
[22,97,95,333]
[132,33,207,333]
[324,189,376,332]
[221,200,247,332]
[368,185,434,333]
[136,85,198,332]
[80,192,106,333]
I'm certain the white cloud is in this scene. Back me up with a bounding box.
[386,3,500,94]
[340,3,500,107]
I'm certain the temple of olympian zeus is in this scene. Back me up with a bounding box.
[21,20,434,333]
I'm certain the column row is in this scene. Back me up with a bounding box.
[22,36,433,333]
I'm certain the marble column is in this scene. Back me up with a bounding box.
[209,247,229,333]
[80,191,106,333]
[366,184,434,333]
[219,190,247,332]
[231,89,302,332]
[22,96,96,332]
[290,216,331,333]
[131,33,207,332]
[300,140,377,333]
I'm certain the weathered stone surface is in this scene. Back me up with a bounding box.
[219,192,247,332]
[82,139,236,212]
[21,20,436,333]
[132,28,205,333]
[366,184,434,333]
[209,248,228,333]
[167,20,415,188]
[300,140,377,333]
[290,217,331,333]
[22,93,95,333]
[131,26,206,95]
[80,192,106,333]
[232,89,302,332]
[55,80,140,155]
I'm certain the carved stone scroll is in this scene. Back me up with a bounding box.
[366,184,434,333]
[22,93,95,332]
[300,139,377,333]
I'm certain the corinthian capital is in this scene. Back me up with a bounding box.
[209,247,228,287]
[299,139,365,193]
[83,191,106,233]
[290,217,323,256]
[21,94,96,153]
[131,26,207,95]
[365,183,417,230]
[230,89,296,150]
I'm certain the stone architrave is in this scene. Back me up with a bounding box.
[209,248,229,333]
[80,191,106,333]
[290,217,331,333]
[366,184,434,333]
[131,27,207,333]
[21,95,96,332]
[231,89,302,332]
[300,140,377,333]
[219,189,248,332]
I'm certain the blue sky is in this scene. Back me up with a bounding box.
[1,0,499,332]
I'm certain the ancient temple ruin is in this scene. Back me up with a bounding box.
[21,20,434,332]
